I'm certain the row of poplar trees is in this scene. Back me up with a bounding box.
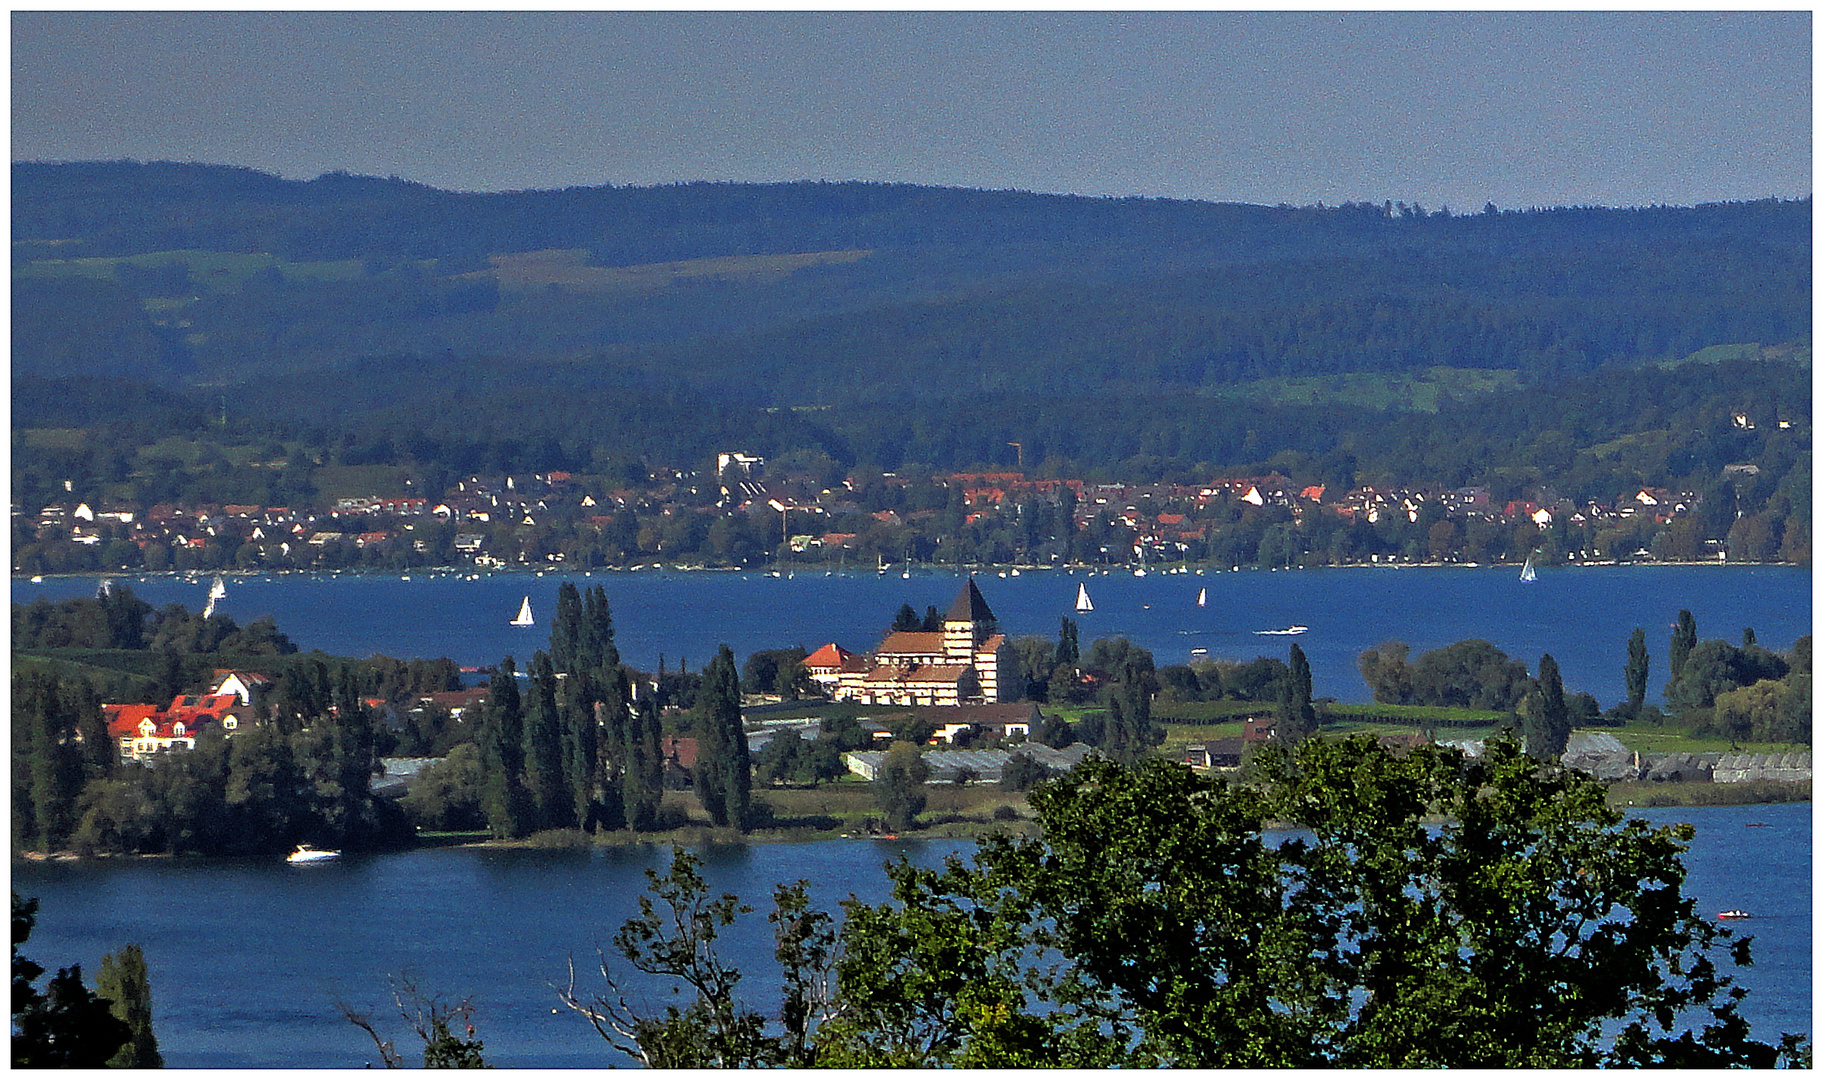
[473,584,666,838]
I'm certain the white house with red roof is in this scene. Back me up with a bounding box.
[104,693,251,761]
[210,670,274,710]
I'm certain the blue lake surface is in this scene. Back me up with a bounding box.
[11,566,1812,1066]
[12,801,1810,1068]
[12,563,1811,707]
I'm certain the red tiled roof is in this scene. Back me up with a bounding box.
[877,631,945,656]
[660,735,699,770]
[804,643,858,669]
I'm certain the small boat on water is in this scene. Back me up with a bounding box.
[1716,909,1754,920]
[1256,625,1309,636]
[287,844,340,864]
[510,595,534,627]
[1075,582,1094,613]
[1519,554,1538,583]
[1196,587,1207,607]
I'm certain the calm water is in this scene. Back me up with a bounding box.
[12,563,1812,707]
[12,566,1812,1065]
[12,801,1810,1068]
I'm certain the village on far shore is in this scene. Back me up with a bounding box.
[21,423,1804,580]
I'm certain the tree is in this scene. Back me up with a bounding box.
[1666,638,1790,715]
[557,850,838,1067]
[341,972,489,1069]
[96,942,163,1068]
[826,740,1806,1066]
[521,651,569,830]
[1668,609,1698,686]
[998,752,1055,791]
[874,741,929,832]
[694,646,752,831]
[1103,658,1158,765]
[400,743,487,831]
[621,695,665,831]
[1625,627,1651,714]
[1280,643,1318,743]
[1054,616,1080,668]
[573,738,1805,1068]
[12,893,132,1068]
[476,658,533,839]
[1521,653,1573,759]
[1357,641,1413,704]
[1407,639,1532,711]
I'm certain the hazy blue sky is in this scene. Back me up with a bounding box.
[11,10,1811,209]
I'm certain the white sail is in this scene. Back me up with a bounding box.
[210,574,228,600]
[1519,556,1538,583]
[1075,582,1094,613]
[1197,587,1207,607]
[511,595,535,626]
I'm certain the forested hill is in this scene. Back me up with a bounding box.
[10,161,1811,493]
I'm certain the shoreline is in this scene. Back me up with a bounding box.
[13,558,1804,583]
[16,782,1809,864]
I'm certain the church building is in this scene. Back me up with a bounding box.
[832,578,1014,707]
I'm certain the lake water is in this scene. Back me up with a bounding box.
[11,566,1812,1065]
[12,800,1811,1068]
[13,563,1812,708]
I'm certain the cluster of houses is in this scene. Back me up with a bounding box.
[102,670,272,760]
[27,443,1727,573]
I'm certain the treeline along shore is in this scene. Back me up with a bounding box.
[12,578,1808,862]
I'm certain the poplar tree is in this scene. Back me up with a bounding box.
[478,658,532,839]
[550,582,585,676]
[622,694,664,831]
[1104,658,1156,765]
[1668,610,1698,686]
[563,668,601,830]
[1055,616,1080,667]
[1625,627,1651,714]
[522,651,569,830]
[1523,653,1573,760]
[695,646,752,830]
[1282,643,1318,743]
[95,943,162,1068]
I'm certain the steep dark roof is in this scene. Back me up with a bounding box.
[945,577,996,625]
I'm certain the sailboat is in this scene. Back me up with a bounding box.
[1196,587,1207,607]
[510,595,535,627]
[1075,582,1094,613]
[203,575,226,619]
[1519,555,1538,583]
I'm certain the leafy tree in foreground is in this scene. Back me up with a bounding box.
[556,851,837,1068]
[12,893,133,1068]
[568,738,1805,1068]
[340,972,489,1068]
[96,942,163,1068]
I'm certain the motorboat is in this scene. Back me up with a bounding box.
[1716,909,1753,920]
[287,844,341,864]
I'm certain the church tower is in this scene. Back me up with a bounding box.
[942,577,998,661]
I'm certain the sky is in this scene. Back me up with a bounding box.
[10,9,1812,210]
